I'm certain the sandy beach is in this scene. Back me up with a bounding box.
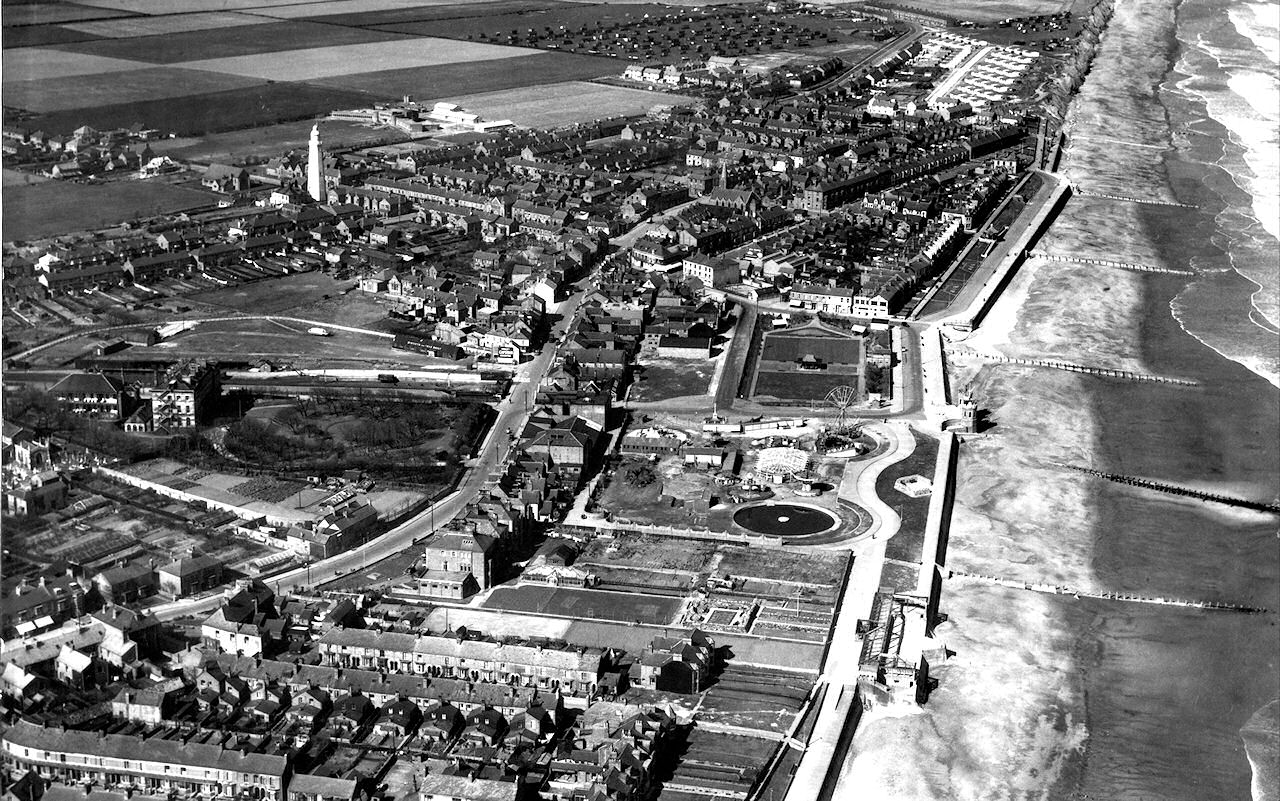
[836,0,1279,795]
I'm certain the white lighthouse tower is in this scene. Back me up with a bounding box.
[306,124,323,202]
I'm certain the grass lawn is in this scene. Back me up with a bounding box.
[629,361,713,402]
[751,369,858,402]
[578,532,717,574]
[715,547,847,586]
[3,179,215,242]
[878,428,939,565]
[484,584,682,625]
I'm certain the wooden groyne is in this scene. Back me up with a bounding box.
[1074,188,1199,209]
[948,571,1269,614]
[946,346,1199,386]
[1030,251,1195,277]
[1056,463,1280,514]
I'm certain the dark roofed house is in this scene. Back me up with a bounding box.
[157,554,224,598]
[48,372,130,419]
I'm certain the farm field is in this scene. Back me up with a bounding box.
[483,584,682,625]
[61,10,268,38]
[55,20,412,63]
[306,53,619,105]
[444,81,698,128]
[178,37,539,81]
[17,82,373,139]
[3,179,215,242]
[4,66,262,113]
[1,3,136,26]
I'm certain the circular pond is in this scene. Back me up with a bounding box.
[733,502,839,537]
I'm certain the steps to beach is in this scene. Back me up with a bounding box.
[944,345,1199,387]
[947,570,1269,614]
[1030,251,1195,277]
[1054,463,1280,514]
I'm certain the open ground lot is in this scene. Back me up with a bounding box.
[578,532,719,574]
[443,81,698,128]
[629,360,714,403]
[715,547,847,586]
[483,584,682,625]
[150,119,410,164]
[2,179,215,242]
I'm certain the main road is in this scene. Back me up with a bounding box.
[148,279,594,622]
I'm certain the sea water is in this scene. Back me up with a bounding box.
[835,0,1280,797]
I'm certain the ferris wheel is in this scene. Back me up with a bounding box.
[824,385,858,430]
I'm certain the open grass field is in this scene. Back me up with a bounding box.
[445,81,697,128]
[878,428,939,565]
[483,584,682,625]
[55,20,412,63]
[155,319,398,362]
[3,179,214,242]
